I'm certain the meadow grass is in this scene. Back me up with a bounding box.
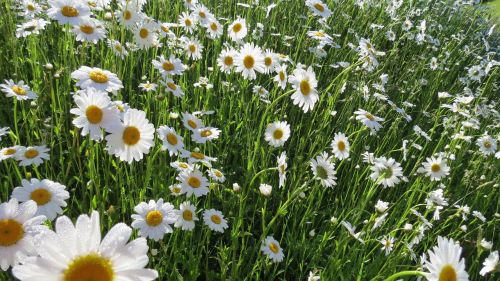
[0,0,499,280]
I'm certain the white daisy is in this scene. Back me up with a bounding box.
[310,152,337,187]
[228,17,247,41]
[15,145,50,167]
[306,0,331,18]
[174,201,198,231]
[162,78,184,97]
[184,37,203,60]
[105,109,155,163]
[19,0,42,18]
[235,43,265,80]
[131,199,177,241]
[182,112,204,131]
[421,156,450,181]
[157,126,184,156]
[207,169,225,183]
[72,18,106,43]
[192,127,221,144]
[274,64,288,90]
[480,250,498,276]
[423,236,469,281]
[0,79,37,100]
[11,178,69,221]
[177,169,210,197]
[169,184,185,196]
[192,4,213,25]
[70,89,121,141]
[107,39,128,59]
[170,161,194,173]
[265,121,291,147]
[138,81,157,92]
[180,150,217,167]
[354,109,384,133]
[261,236,284,263]
[71,66,123,94]
[0,199,46,271]
[380,236,395,256]
[289,66,319,113]
[0,146,22,162]
[369,157,404,188]
[277,152,287,188]
[331,132,350,160]
[205,18,223,39]
[477,135,497,156]
[116,4,141,28]
[134,21,159,50]
[13,211,158,280]
[202,209,228,233]
[47,0,91,25]
[152,54,186,76]
[263,49,278,74]
[0,127,9,141]
[218,48,238,73]
[178,11,197,34]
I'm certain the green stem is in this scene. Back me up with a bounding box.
[382,270,426,281]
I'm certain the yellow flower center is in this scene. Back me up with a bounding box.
[123,10,132,20]
[63,253,114,281]
[85,105,103,124]
[224,56,234,66]
[199,11,206,18]
[214,170,223,177]
[162,61,174,71]
[337,141,345,151]
[166,133,178,145]
[89,70,109,84]
[188,44,196,53]
[279,71,285,81]
[30,188,52,205]
[273,129,284,140]
[167,82,177,90]
[145,210,163,226]
[431,163,441,173]
[185,18,192,26]
[80,25,94,34]
[161,25,169,32]
[61,6,79,17]
[264,57,272,67]
[187,119,197,129]
[200,130,212,137]
[243,55,255,69]
[232,23,242,33]
[483,141,492,149]
[172,186,181,193]
[210,22,218,31]
[191,152,205,159]
[438,264,457,281]
[300,80,311,96]
[0,219,24,246]
[122,126,140,146]
[314,3,325,12]
[269,242,279,254]
[179,163,189,169]
[27,3,35,11]
[365,113,375,121]
[11,85,27,95]
[314,31,325,37]
[188,176,201,188]
[210,215,221,224]
[139,28,149,39]
[24,148,39,159]
[182,210,193,221]
[3,148,16,155]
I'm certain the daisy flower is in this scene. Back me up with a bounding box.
[480,250,498,276]
[157,126,184,156]
[19,0,42,18]
[0,146,22,162]
[331,132,350,160]
[263,49,278,74]
[218,48,238,73]
[261,236,284,262]
[192,127,221,144]
[182,112,204,131]
[139,81,157,92]
[265,121,291,147]
[170,161,193,173]
[116,4,141,28]
[162,78,184,97]
[134,21,159,50]
[423,236,469,281]
[310,152,337,187]
[47,0,91,25]
[175,201,198,231]
[421,156,450,181]
[205,18,223,39]
[307,30,334,47]
[183,0,198,8]
[235,43,265,80]
[208,169,225,183]
[15,145,50,166]
[305,0,331,19]
[228,17,247,41]
[180,150,217,167]
[11,178,69,221]
[71,66,123,94]
[70,89,121,141]
[192,4,213,25]
[354,109,384,133]
[184,37,203,60]
[16,18,49,38]
[13,211,158,280]
[0,79,37,100]
[289,66,319,113]
[131,199,177,241]
[179,11,197,34]
[105,109,155,163]
[72,18,106,43]
[202,209,228,233]
[152,54,186,76]
[476,134,497,156]
[177,169,210,197]
[0,127,9,140]
[169,184,184,196]
[159,22,175,38]
[380,236,395,256]
[274,64,288,90]
[369,157,404,188]
[107,39,128,59]
[277,152,287,188]
[0,199,46,271]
